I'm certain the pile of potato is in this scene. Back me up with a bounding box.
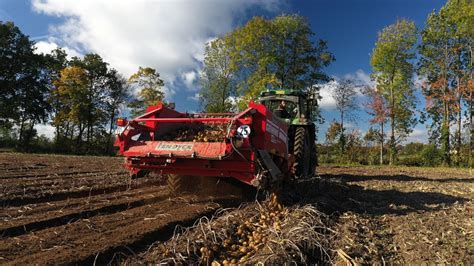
[149,192,331,265]
[197,193,288,265]
[162,124,227,142]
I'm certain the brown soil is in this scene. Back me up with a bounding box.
[316,165,473,264]
[0,153,471,265]
[0,153,244,265]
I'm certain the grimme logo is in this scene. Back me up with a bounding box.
[155,143,194,151]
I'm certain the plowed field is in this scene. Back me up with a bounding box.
[0,153,472,265]
[0,153,242,265]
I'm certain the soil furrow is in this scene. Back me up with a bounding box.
[0,198,220,265]
[0,188,169,238]
[0,180,162,206]
[0,170,122,179]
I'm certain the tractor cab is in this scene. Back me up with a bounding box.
[258,89,313,125]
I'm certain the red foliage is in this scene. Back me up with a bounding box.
[365,86,389,124]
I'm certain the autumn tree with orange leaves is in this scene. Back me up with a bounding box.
[418,0,473,166]
[364,86,389,165]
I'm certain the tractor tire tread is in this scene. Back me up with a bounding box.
[167,174,184,196]
[292,127,309,179]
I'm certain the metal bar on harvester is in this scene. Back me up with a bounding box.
[134,117,233,123]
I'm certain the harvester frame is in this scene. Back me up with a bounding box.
[115,101,290,190]
[115,88,318,193]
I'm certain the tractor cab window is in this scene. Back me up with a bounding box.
[265,100,298,120]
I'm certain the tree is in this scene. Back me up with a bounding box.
[0,21,32,123]
[52,66,90,149]
[16,53,52,147]
[371,19,418,165]
[103,69,131,153]
[223,15,334,109]
[44,48,68,144]
[364,127,380,146]
[443,0,473,166]
[325,121,343,145]
[417,2,472,166]
[200,38,235,112]
[0,21,52,148]
[70,54,110,150]
[128,67,165,117]
[330,78,358,153]
[364,86,389,164]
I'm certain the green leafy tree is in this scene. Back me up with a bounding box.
[16,53,52,147]
[69,54,109,149]
[44,48,69,145]
[200,38,235,112]
[0,21,52,148]
[103,69,131,153]
[0,21,31,123]
[371,19,418,165]
[128,67,165,117]
[52,66,90,149]
[223,15,334,110]
[364,127,380,146]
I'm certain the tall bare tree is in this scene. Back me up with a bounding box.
[330,78,358,153]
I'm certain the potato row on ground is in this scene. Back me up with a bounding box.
[0,153,472,264]
[124,164,472,265]
[0,153,238,265]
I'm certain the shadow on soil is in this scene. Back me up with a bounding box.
[287,176,468,216]
[79,179,257,265]
[322,173,474,184]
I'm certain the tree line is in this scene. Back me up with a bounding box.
[322,0,473,167]
[0,21,165,154]
[1,0,472,167]
[1,14,335,155]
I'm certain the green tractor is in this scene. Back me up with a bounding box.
[258,89,318,179]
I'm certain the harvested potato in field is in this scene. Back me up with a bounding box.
[160,123,228,142]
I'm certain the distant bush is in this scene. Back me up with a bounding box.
[397,155,424,166]
[319,141,454,167]
[420,144,441,166]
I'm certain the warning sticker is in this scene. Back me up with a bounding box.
[155,143,194,151]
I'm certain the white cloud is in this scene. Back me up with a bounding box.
[187,93,200,102]
[32,0,281,97]
[182,70,198,90]
[34,40,82,58]
[319,69,373,110]
[353,69,374,87]
[161,85,176,100]
[35,123,55,139]
[342,69,373,96]
[404,127,428,144]
[318,81,337,109]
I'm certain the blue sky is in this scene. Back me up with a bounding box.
[0,0,448,142]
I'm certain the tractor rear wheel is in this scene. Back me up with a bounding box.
[167,174,185,196]
[309,140,317,176]
[292,127,310,179]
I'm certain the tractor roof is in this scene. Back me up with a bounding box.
[259,89,306,97]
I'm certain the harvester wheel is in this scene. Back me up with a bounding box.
[131,170,149,179]
[167,174,185,196]
[292,127,310,179]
